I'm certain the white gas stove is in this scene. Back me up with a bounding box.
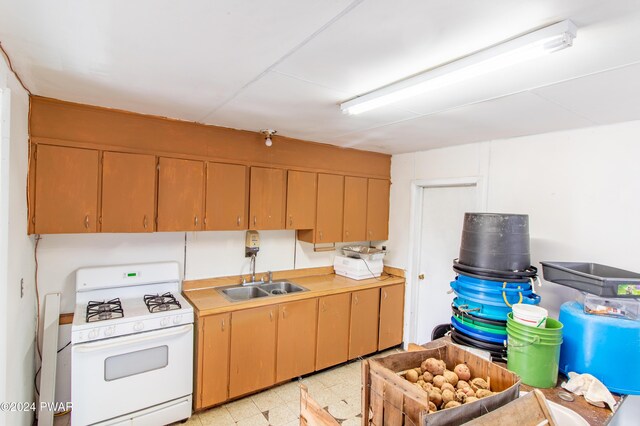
[71,262,194,426]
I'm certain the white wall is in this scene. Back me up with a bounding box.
[0,56,35,426]
[387,120,640,320]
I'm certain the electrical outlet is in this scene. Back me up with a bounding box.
[20,278,24,298]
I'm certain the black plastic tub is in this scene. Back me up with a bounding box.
[459,213,531,272]
[541,261,640,298]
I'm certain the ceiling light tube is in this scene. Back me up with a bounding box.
[340,19,577,115]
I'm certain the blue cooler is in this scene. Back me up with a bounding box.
[559,301,640,395]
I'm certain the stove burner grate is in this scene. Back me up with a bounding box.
[144,292,181,313]
[86,298,124,323]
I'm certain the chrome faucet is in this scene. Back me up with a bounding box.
[249,253,257,284]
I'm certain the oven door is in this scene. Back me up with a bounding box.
[71,324,193,426]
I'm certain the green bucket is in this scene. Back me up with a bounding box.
[506,313,563,388]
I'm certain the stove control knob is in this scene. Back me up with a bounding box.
[133,322,144,332]
[104,326,115,337]
[160,318,170,327]
[173,315,182,325]
[88,329,99,339]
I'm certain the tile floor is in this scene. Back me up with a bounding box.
[53,348,402,426]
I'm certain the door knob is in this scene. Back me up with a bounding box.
[418,273,425,280]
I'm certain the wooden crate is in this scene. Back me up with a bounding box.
[300,384,340,426]
[462,390,556,426]
[362,341,520,426]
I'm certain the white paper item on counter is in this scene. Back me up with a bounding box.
[561,372,618,412]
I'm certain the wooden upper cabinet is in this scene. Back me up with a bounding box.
[366,178,390,241]
[205,163,248,230]
[34,145,99,234]
[348,288,380,359]
[229,305,277,398]
[249,167,286,230]
[157,157,204,232]
[276,299,318,382]
[316,293,351,371]
[101,152,156,233]
[378,284,405,350]
[198,313,230,409]
[343,176,368,242]
[286,170,317,230]
[299,173,344,243]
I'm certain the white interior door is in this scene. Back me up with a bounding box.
[415,185,478,344]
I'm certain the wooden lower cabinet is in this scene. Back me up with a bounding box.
[229,305,277,398]
[276,299,318,382]
[378,283,405,350]
[198,313,230,409]
[349,288,380,359]
[316,293,351,370]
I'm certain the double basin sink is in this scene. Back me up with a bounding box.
[218,281,308,302]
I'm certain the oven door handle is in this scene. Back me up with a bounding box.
[74,324,192,353]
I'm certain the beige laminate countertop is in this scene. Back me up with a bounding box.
[183,273,405,317]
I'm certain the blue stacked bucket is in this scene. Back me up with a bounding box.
[448,213,542,359]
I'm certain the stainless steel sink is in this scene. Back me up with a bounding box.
[217,281,308,302]
[261,281,308,296]
[219,285,269,302]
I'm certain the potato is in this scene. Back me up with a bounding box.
[444,401,461,409]
[428,390,442,407]
[441,389,455,405]
[462,387,476,397]
[422,371,434,383]
[443,370,459,386]
[465,396,479,404]
[456,380,470,390]
[433,375,447,388]
[422,382,434,392]
[428,401,437,412]
[406,369,419,383]
[455,389,467,404]
[417,379,425,386]
[470,378,489,391]
[441,383,455,393]
[454,364,471,381]
[476,389,493,399]
[424,358,446,376]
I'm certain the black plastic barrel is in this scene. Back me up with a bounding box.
[458,213,530,272]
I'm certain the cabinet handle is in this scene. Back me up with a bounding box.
[354,295,359,305]
[194,216,199,227]
[368,230,372,238]
[84,215,90,229]
[282,308,286,319]
[269,311,274,321]
[322,301,326,312]
[289,215,293,226]
[221,319,225,331]
[253,216,257,226]
[345,230,349,238]
[319,231,323,241]
[237,215,241,226]
[143,215,148,229]
[384,291,388,300]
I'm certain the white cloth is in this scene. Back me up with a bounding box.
[561,372,618,412]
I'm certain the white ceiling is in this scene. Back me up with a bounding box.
[2,0,640,154]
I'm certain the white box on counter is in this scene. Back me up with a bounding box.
[334,255,383,280]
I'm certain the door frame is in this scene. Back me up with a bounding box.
[404,176,487,346]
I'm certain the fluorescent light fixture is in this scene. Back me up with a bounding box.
[340,20,577,115]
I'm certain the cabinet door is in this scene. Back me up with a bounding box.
[157,157,204,231]
[34,145,99,234]
[366,179,390,240]
[101,152,156,233]
[199,313,230,408]
[314,173,344,243]
[343,176,368,242]
[229,306,277,398]
[205,163,248,230]
[276,299,318,382]
[249,167,286,230]
[316,293,351,370]
[349,288,380,359]
[378,284,405,350]
[286,170,317,230]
